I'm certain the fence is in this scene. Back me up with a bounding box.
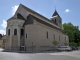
[26,46,54,52]
[4,46,55,52]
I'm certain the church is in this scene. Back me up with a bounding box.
[3,4,69,52]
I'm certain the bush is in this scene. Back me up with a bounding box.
[70,42,77,47]
[77,43,80,46]
[52,40,59,46]
[64,41,69,46]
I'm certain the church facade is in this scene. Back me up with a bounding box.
[4,4,69,52]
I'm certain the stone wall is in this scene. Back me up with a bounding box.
[12,35,18,50]
[24,23,68,52]
[0,40,2,47]
[5,36,10,50]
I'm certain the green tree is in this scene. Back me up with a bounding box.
[62,22,80,43]
[77,43,80,46]
[64,41,69,46]
[52,40,59,46]
[70,42,77,47]
[52,40,59,51]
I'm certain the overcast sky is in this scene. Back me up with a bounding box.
[0,0,80,34]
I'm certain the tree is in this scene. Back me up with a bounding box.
[64,41,69,46]
[70,42,77,47]
[77,43,80,46]
[62,22,80,43]
[52,40,59,46]
[52,40,59,51]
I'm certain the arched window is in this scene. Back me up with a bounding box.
[65,37,66,41]
[8,29,10,35]
[54,34,55,40]
[47,32,48,39]
[21,29,24,35]
[26,33,27,38]
[59,20,61,23]
[14,29,17,35]
[59,35,60,41]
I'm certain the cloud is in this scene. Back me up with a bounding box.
[1,20,7,28]
[12,5,19,15]
[65,9,70,13]
[0,29,6,35]
[0,20,7,35]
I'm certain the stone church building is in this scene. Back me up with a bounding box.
[4,4,69,52]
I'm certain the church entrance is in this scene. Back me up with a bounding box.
[20,29,26,51]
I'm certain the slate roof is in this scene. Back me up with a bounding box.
[24,14,64,33]
[7,4,66,34]
[52,10,61,19]
[8,13,25,21]
[20,4,49,21]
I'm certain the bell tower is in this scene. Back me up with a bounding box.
[50,10,62,29]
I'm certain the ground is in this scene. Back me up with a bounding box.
[0,48,80,60]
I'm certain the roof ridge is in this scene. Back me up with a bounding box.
[20,4,50,20]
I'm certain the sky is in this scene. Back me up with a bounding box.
[0,0,80,35]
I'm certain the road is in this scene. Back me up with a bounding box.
[0,49,80,60]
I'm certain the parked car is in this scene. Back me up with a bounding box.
[71,47,76,50]
[71,47,78,50]
[57,46,72,51]
[77,46,80,50]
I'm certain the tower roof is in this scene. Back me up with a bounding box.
[52,10,61,18]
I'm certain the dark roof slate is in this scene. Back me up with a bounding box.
[8,13,25,21]
[24,14,65,34]
[52,10,61,18]
[20,4,49,21]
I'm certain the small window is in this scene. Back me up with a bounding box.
[55,19,56,23]
[8,29,10,35]
[21,29,24,35]
[26,33,27,38]
[14,29,17,35]
[65,37,66,41]
[59,20,61,23]
[47,32,48,39]
[54,34,55,40]
[59,35,60,41]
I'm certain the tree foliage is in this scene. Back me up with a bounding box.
[62,22,80,43]
[52,40,59,46]
[77,43,80,46]
[52,40,59,51]
[64,41,69,46]
[70,42,77,47]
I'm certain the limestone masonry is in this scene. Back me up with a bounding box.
[3,4,69,52]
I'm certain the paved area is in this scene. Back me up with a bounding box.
[50,51,80,59]
[0,49,80,60]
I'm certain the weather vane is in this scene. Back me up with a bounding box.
[55,5,56,10]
